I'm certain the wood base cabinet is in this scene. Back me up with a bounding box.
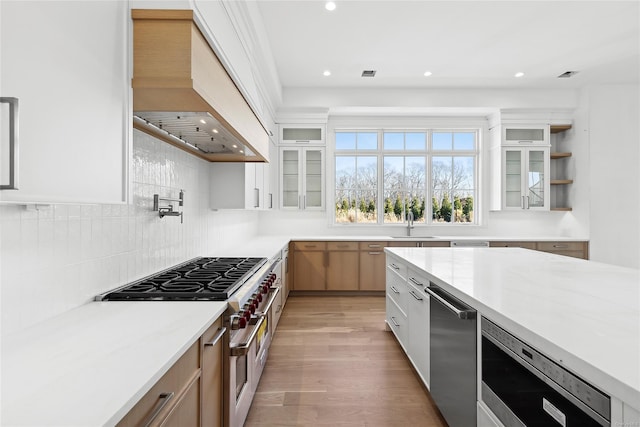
[292,242,327,290]
[359,242,387,291]
[117,316,225,427]
[116,341,201,427]
[327,242,359,290]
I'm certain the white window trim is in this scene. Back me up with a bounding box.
[327,115,488,228]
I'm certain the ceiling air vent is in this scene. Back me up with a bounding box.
[361,70,377,77]
[558,71,579,78]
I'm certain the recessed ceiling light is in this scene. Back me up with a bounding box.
[423,71,432,77]
[325,1,336,11]
[515,72,525,78]
[239,150,244,153]
[199,119,206,124]
[212,128,219,133]
[323,70,331,77]
[232,144,238,148]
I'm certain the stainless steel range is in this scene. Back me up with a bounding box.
[96,255,283,427]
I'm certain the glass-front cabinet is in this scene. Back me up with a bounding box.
[280,147,324,210]
[502,146,550,210]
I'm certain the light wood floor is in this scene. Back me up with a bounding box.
[244,296,449,427]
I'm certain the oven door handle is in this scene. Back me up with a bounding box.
[230,315,266,357]
[259,285,281,315]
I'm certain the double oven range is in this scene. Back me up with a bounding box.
[96,255,283,427]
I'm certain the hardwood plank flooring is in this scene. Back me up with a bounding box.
[244,296,449,427]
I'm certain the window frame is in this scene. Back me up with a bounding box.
[331,123,482,227]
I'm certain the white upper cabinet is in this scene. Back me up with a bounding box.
[502,146,550,210]
[502,124,549,146]
[279,124,326,145]
[490,122,552,211]
[0,1,129,204]
[280,147,324,210]
[210,163,266,210]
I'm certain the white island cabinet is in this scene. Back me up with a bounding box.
[0,1,129,204]
[385,247,640,427]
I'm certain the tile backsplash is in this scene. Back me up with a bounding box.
[0,130,259,336]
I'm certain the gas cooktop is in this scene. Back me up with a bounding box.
[97,257,267,301]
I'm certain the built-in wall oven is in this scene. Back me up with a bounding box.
[482,317,611,427]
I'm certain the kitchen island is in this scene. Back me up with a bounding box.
[384,247,640,426]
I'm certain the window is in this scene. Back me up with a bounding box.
[334,129,478,225]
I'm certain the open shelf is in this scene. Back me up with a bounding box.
[550,124,572,133]
[551,207,573,211]
[551,152,572,159]
[551,179,574,185]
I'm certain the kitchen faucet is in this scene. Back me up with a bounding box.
[407,211,414,236]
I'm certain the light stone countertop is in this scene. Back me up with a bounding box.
[1,301,228,427]
[385,247,640,410]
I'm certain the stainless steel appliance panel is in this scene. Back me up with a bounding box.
[481,317,610,427]
[427,284,477,427]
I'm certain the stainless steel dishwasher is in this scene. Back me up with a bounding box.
[425,283,477,427]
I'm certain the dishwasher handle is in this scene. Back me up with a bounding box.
[425,285,476,320]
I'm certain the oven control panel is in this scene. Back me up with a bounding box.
[481,317,610,421]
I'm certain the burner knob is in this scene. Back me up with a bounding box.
[262,285,270,293]
[243,310,251,320]
[270,274,276,281]
[238,316,247,329]
[256,293,263,302]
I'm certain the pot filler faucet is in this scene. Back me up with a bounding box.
[407,211,414,236]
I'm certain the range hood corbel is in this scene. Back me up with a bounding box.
[131,9,268,163]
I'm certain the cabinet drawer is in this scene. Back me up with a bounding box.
[359,241,387,250]
[387,258,407,279]
[117,341,200,427]
[386,295,407,350]
[490,241,537,250]
[293,241,327,251]
[327,241,358,251]
[386,270,408,314]
[407,270,428,288]
[537,241,588,259]
[537,241,585,252]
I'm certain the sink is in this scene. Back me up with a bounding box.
[391,236,437,239]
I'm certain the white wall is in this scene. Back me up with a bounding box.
[0,130,260,336]
[587,84,640,268]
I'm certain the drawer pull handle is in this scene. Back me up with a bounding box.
[390,316,400,327]
[390,263,400,270]
[368,252,382,255]
[409,277,423,286]
[390,286,400,294]
[337,244,350,248]
[553,244,569,249]
[142,392,174,427]
[304,244,317,248]
[368,244,382,248]
[409,290,423,301]
[204,327,227,347]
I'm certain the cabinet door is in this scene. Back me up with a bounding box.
[280,124,325,144]
[503,148,525,209]
[407,280,430,387]
[502,147,550,210]
[525,148,549,209]
[161,377,201,427]
[303,148,324,209]
[359,247,387,291]
[202,318,224,427]
[210,163,256,209]
[293,250,326,290]
[280,148,301,209]
[327,250,359,290]
[0,1,128,204]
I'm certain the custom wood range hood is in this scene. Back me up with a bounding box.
[131,9,269,162]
